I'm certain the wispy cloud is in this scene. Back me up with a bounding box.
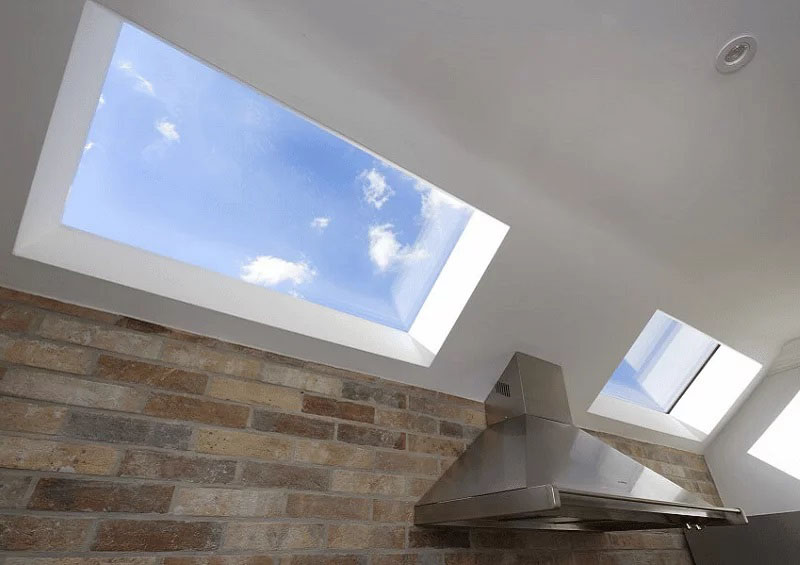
[310,217,331,232]
[155,119,180,143]
[414,179,469,220]
[241,256,316,286]
[367,224,428,272]
[118,61,155,96]
[83,141,94,152]
[360,168,394,209]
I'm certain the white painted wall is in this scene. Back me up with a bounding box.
[705,338,800,515]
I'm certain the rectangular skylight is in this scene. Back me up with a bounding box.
[13,2,508,365]
[600,310,718,413]
[749,390,800,480]
[64,22,471,332]
[593,309,762,439]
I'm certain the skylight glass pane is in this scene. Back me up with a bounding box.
[669,345,761,434]
[749,390,800,480]
[600,311,718,412]
[62,23,473,331]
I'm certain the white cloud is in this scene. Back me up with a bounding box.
[414,180,469,220]
[118,61,155,96]
[155,119,180,143]
[83,141,94,152]
[310,217,331,231]
[360,168,394,209]
[241,256,316,286]
[368,223,428,272]
[98,94,105,107]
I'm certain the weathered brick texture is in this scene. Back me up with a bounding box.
[0,287,715,563]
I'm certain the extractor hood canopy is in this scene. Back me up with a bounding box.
[414,353,747,531]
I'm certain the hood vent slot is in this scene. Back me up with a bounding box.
[494,381,511,397]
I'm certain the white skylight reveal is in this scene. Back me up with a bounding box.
[600,311,718,413]
[13,2,508,366]
[748,391,800,480]
[592,310,762,440]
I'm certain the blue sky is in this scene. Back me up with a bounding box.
[63,23,473,331]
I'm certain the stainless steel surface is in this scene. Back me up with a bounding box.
[485,353,572,426]
[415,353,748,531]
[687,511,800,564]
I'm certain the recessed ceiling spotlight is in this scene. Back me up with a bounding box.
[716,35,757,74]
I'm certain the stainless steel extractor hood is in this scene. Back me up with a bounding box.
[414,353,747,531]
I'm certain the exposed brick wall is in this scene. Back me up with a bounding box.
[0,287,712,564]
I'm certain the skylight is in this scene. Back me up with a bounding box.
[600,310,718,413]
[592,310,762,439]
[14,2,508,366]
[63,22,472,332]
[748,391,800,480]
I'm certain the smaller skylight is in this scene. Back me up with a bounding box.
[600,310,718,413]
[749,391,800,480]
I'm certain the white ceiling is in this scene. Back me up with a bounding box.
[2,0,799,450]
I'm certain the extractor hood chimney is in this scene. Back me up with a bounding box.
[414,353,747,531]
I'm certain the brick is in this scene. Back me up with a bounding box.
[6,559,159,565]
[93,520,222,551]
[439,420,464,438]
[208,376,302,411]
[0,368,146,411]
[172,487,286,517]
[162,342,262,378]
[375,408,437,434]
[144,393,249,428]
[302,395,374,423]
[0,303,38,332]
[406,477,435,497]
[164,558,274,565]
[408,434,465,457]
[224,523,324,551]
[283,557,365,565]
[375,451,439,476]
[240,461,331,491]
[0,335,93,374]
[337,423,406,449]
[286,493,371,520]
[96,355,207,394]
[341,381,406,408]
[327,524,405,549]
[0,515,92,550]
[0,475,33,508]
[409,396,484,426]
[330,470,405,496]
[409,528,470,548]
[118,450,236,484]
[28,478,173,513]
[252,409,334,439]
[116,317,214,345]
[261,362,342,396]
[0,287,119,323]
[38,315,162,359]
[64,411,192,449]
[0,436,117,474]
[0,396,66,434]
[373,557,419,565]
[372,499,413,522]
[194,428,292,460]
[294,440,375,469]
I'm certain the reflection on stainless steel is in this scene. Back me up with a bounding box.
[415,353,748,531]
